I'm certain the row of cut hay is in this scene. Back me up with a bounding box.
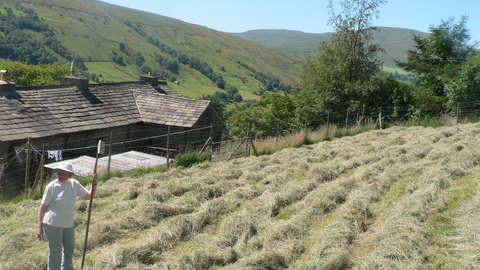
[83,123,480,266]
[3,123,480,269]
[98,122,475,268]
[351,124,480,268]
[85,156,277,268]
[0,199,48,270]
[450,179,480,269]
[84,124,466,265]
[156,137,369,269]
[289,124,480,268]
[135,140,353,268]
[91,187,259,268]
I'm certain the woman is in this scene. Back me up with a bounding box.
[37,161,98,270]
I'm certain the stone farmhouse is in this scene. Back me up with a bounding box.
[0,69,225,198]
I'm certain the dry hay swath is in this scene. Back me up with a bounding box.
[3,123,480,269]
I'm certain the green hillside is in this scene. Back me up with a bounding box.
[3,123,480,269]
[0,0,302,99]
[231,27,427,69]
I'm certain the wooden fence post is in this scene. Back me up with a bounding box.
[210,125,214,160]
[25,137,32,194]
[345,109,349,130]
[167,126,171,166]
[276,119,280,148]
[107,131,113,174]
[362,104,365,126]
[326,110,330,137]
[456,102,460,125]
[379,107,382,130]
[247,122,255,155]
[40,143,45,193]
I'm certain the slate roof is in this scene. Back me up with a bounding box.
[0,80,212,142]
[134,90,210,127]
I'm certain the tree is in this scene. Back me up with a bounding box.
[165,59,179,74]
[396,16,476,111]
[226,85,239,96]
[119,42,126,52]
[225,92,298,138]
[216,79,226,90]
[197,94,226,117]
[445,52,480,111]
[225,101,269,138]
[213,91,228,102]
[296,0,386,124]
[232,93,243,103]
[0,61,70,86]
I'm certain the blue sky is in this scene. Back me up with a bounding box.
[101,0,479,43]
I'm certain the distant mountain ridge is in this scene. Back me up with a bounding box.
[230,27,427,68]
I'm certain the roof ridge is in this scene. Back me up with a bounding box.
[132,89,210,103]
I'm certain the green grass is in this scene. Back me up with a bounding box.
[370,175,420,215]
[175,152,211,167]
[84,62,137,82]
[424,175,479,268]
[383,65,409,74]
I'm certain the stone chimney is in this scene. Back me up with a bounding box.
[70,61,77,76]
[0,70,16,97]
[139,71,158,86]
[60,61,89,91]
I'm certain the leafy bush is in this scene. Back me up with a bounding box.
[0,61,70,86]
[175,152,210,167]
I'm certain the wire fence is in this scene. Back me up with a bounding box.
[0,125,219,199]
[243,102,480,140]
[211,137,251,162]
[3,101,480,199]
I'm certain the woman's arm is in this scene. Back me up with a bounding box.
[82,173,98,200]
[37,204,49,240]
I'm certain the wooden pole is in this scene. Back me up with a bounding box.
[209,125,214,160]
[379,107,382,130]
[326,110,330,137]
[107,131,113,174]
[247,122,253,156]
[81,141,103,270]
[166,126,171,166]
[25,137,32,194]
[362,104,365,126]
[40,144,45,193]
[456,102,460,125]
[345,109,349,130]
[276,119,280,148]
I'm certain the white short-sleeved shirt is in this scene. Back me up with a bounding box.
[41,178,89,228]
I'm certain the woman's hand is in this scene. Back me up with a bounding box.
[83,174,99,200]
[37,226,43,240]
[37,204,48,240]
[92,173,98,185]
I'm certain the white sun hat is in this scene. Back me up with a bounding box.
[56,161,74,174]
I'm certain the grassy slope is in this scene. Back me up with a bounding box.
[2,123,480,269]
[2,0,302,98]
[231,27,427,70]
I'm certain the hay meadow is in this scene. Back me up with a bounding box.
[3,123,480,269]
